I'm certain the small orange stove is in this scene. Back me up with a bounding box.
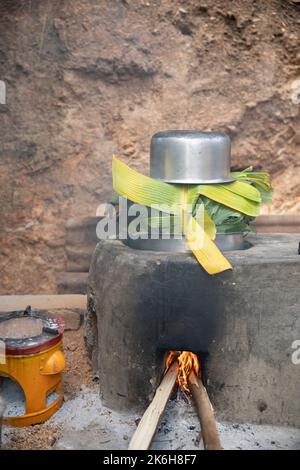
[0,306,65,427]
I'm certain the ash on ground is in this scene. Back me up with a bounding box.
[1,327,299,450]
[2,385,300,450]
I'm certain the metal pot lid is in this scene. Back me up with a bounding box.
[150,130,235,184]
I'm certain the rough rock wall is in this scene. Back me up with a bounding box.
[1,0,300,294]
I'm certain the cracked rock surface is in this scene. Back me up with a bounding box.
[1,0,300,293]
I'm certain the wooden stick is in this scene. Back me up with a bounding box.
[188,371,223,450]
[0,295,87,312]
[128,362,178,450]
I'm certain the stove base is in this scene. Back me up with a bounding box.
[86,234,300,427]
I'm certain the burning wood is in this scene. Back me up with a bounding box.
[165,350,199,393]
[128,361,178,450]
[128,350,223,451]
[188,371,223,450]
[166,350,222,449]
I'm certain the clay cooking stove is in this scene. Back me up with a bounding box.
[86,131,300,428]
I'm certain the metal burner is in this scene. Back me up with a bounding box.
[0,306,64,355]
[0,306,65,427]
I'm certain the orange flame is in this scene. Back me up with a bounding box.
[165,350,200,393]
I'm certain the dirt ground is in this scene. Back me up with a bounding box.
[1,0,300,294]
[1,326,300,451]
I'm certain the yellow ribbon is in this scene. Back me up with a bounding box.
[112,156,263,275]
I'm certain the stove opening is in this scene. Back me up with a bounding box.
[46,387,59,407]
[0,376,26,417]
[158,349,209,395]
